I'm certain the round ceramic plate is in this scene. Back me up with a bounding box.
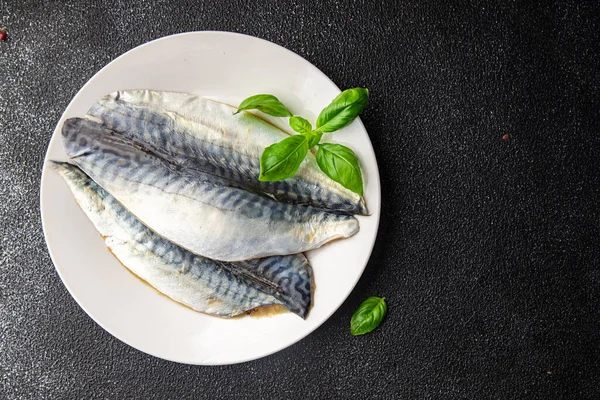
[40,32,381,365]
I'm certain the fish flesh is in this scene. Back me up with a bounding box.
[62,117,359,262]
[86,90,368,215]
[50,161,312,318]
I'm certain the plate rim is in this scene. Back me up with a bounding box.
[39,30,381,365]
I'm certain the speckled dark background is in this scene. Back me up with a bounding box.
[1,1,599,399]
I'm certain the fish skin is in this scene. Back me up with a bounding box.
[62,117,359,262]
[86,90,368,215]
[49,161,313,318]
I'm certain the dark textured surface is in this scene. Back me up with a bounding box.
[1,1,599,398]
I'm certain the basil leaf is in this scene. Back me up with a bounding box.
[350,296,387,336]
[235,94,292,117]
[259,135,309,181]
[316,88,369,133]
[306,131,323,149]
[289,116,312,134]
[316,143,364,195]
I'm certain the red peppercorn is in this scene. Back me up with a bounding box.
[0,27,7,41]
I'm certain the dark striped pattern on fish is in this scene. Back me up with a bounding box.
[50,162,312,318]
[62,118,359,262]
[88,100,257,184]
[86,90,368,215]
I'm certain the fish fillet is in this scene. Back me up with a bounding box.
[62,117,359,262]
[86,90,368,215]
[50,161,312,318]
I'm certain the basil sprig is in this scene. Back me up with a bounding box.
[350,296,387,336]
[235,88,368,195]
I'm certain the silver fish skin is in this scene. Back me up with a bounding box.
[62,117,359,262]
[86,90,368,215]
[50,161,313,318]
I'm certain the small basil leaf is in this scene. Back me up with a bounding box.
[259,135,309,181]
[316,143,363,195]
[316,88,369,133]
[350,296,387,336]
[306,131,323,149]
[235,94,292,117]
[289,116,312,134]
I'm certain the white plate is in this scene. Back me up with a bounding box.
[40,32,381,365]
